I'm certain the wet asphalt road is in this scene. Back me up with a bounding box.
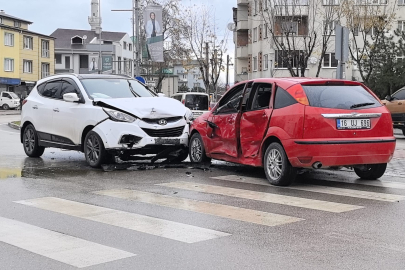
[1,115,405,270]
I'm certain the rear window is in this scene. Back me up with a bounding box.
[185,95,209,110]
[302,85,381,110]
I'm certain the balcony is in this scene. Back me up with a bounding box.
[235,73,248,82]
[237,0,249,5]
[236,46,248,58]
[237,20,248,31]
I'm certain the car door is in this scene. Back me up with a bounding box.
[1,92,12,107]
[207,84,246,157]
[33,80,61,137]
[384,89,405,114]
[51,78,85,145]
[240,83,274,158]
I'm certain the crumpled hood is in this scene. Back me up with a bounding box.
[94,97,187,119]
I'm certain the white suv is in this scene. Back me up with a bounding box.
[171,93,210,119]
[21,74,192,167]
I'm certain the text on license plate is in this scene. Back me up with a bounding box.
[337,119,371,129]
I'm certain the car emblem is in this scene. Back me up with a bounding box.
[151,108,156,114]
[158,119,167,126]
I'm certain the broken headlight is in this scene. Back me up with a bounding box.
[103,108,137,123]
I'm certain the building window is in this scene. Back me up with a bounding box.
[129,44,132,51]
[14,21,21,28]
[399,0,405,5]
[117,57,121,72]
[253,27,258,42]
[0,17,2,24]
[23,36,33,50]
[4,58,14,72]
[193,82,200,88]
[398,21,405,32]
[4,33,14,46]
[356,0,387,4]
[263,0,268,10]
[41,40,50,58]
[41,63,50,78]
[323,53,338,68]
[323,21,337,35]
[183,74,187,79]
[275,50,304,69]
[263,54,269,70]
[281,21,298,35]
[397,55,405,63]
[55,54,62,64]
[253,0,257,15]
[323,0,340,5]
[65,56,70,69]
[23,60,33,73]
[123,58,127,72]
[123,42,127,50]
[253,56,258,71]
[276,0,308,5]
[264,23,268,38]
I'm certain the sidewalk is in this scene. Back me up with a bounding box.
[0,110,21,116]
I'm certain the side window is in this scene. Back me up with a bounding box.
[393,90,405,100]
[59,80,79,100]
[42,81,62,98]
[219,84,246,108]
[36,83,46,95]
[1,93,6,98]
[2,93,11,99]
[251,83,272,110]
[274,86,297,109]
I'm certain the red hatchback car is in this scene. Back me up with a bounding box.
[188,78,396,186]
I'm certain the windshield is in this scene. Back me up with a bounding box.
[80,79,156,99]
[302,85,381,110]
[9,92,19,99]
[185,95,209,110]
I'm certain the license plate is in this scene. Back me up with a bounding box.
[337,119,371,130]
[154,138,180,145]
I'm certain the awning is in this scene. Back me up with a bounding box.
[0,77,21,85]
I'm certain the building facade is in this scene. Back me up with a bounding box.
[173,60,205,91]
[0,10,55,96]
[233,0,405,82]
[51,0,134,77]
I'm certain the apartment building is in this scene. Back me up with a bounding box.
[233,0,405,82]
[0,10,55,96]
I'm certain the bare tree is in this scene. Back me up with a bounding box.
[261,0,318,77]
[340,0,396,83]
[179,5,228,93]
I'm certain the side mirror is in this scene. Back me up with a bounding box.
[157,93,165,97]
[385,95,392,101]
[63,93,80,103]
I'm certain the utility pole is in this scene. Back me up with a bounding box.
[226,55,230,88]
[205,42,209,94]
[112,0,140,78]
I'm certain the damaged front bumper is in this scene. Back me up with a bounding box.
[91,119,189,154]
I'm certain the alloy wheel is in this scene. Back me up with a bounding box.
[190,138,202,162]
[266,148,283,180]
[24,128,35,154]
[86,134,101,164]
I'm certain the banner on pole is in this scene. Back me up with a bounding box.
[144,5,164,62]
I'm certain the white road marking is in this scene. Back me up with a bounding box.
[211,175,405,202]
[94,189,304,227]
[158,182,363,213]
[0,216,134,268]
[15,197,230,243]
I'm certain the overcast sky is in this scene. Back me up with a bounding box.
[2,0,235,84]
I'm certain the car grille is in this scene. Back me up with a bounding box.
[142,126,185,137]
[142,116,183,125]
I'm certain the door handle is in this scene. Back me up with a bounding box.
[32,105,38,109]
[53,108,59,112]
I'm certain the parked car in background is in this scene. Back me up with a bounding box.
[189,78,395,186]
[0,91,20,110]
[382,86,405,135]
[171,93,210,119]
[21,74,192,167]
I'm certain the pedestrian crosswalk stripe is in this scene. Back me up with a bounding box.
[319,177,405,190]
[158,182,363,213]
[94,189,304,227]
[211,175,405,202]
[0,216,135,268]
[15,197,230,243]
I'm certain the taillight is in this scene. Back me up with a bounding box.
[208,107,211,111]
[182,99,185,104]
[287,84,309,106]
[22,99,28,106]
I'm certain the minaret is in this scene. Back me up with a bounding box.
[88,0,102,34]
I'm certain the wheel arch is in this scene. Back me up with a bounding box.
[20,121,33,143]
[81,125,95,152]
[260,135,283,164]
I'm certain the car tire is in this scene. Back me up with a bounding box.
[189,133,211,164]
[264,142,296,186]
[354,163,387,180]
[23,124,45,157]
[84,131,109,168]
[2,104,10,110]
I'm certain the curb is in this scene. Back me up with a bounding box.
[8,122,20,130]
